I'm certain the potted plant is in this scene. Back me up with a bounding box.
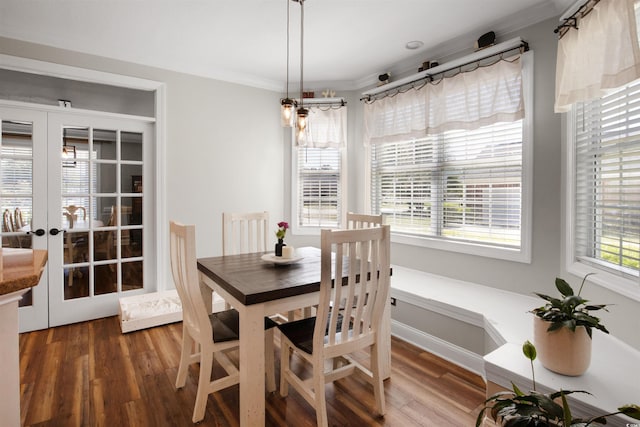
[476,341,640,427]
[531,273,609,376]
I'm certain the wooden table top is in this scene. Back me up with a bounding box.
[198,246,391,306]
[0,248,48,296]
[197,246,324,305]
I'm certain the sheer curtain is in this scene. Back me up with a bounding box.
[555,0,640,113]
[364,57,524,144]
[425,58,523,134]
[297,106,347,149]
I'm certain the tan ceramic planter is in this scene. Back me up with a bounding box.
[533,315,592,376]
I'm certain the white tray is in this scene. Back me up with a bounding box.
[261,253,304,265]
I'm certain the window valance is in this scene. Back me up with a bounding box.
[364,57,524,145]
[297,106,347,149]
[555,0,640,113]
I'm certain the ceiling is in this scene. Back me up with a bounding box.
[0,0,572,92]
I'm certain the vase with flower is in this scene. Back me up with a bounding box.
[275,221,289,256]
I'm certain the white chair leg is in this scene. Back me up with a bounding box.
[279,339,290,397]
[371,343,385,416]
[193,350,213,423]
[313,367,328,427]
[265,328,276,392]
[175,329,191,388]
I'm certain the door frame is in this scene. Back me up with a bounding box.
[0,54,167,331]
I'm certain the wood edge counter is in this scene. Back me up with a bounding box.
[0,248,48,296]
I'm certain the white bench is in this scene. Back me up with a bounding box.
[389,265,639,426]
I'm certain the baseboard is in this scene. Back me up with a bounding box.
[391,319,486,378]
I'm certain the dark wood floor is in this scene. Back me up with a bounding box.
[19,316,487,426]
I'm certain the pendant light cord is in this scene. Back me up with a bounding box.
[285,0,290,99]
[299,0,304,109]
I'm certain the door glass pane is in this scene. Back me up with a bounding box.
[122,260,143,291]
[95,264,117,295]
[94,129,116,161]
[63,229,90,299]
[1,120,34,306]
[96,163,117,193]
[121,164,142,193]
[64,265,89,299]
[122,132,142,161]
[122,196,142,226]
[94,229,116,261]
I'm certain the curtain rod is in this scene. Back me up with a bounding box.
[554,0,600,39]
[295,97,346,107]
[360,37,528,102]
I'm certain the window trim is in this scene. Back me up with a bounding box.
[565,108,640,302]
[365,51,534,263]
[290,141,348,236]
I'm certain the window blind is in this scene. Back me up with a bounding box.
[297,147,342,228]
[1,134,33,224]
[371,120,523,247]
[574,80,640,279]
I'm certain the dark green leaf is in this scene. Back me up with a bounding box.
[523,340,537,361]
[561,393,572,427]
[556,278,574,297]
[620,404,640,420]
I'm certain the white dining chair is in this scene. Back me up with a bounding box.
[278,225,391,427]
[170,220,277,423]
[221,211,294,321]
[346,212,383,229]
[222,211,270,256]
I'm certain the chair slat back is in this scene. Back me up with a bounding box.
[345,212,383,258]
[3,209,14,232]
[316,225,390,351]
[346,212,383,229]
[222,211,270,255]
[14,208,24,229]
[170,221,211,340]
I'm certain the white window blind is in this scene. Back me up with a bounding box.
[371,120,523,248]
[574,80,640,281]
[296,147,342,228]
[1,134,33,225]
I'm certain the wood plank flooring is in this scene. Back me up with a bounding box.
[19,316,487,426]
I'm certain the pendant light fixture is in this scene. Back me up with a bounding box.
[295,0,308,141]
[280,0,294,127]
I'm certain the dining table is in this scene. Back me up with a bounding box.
[197,246,391,427]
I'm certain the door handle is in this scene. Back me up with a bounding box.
[49,228,62,236]
[27,228,46,236]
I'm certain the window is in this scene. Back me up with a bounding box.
[366,53,532,261]
[292,104,347,233]
[371,120,524,251]
[295,147,343,228]
[569,79,640,296]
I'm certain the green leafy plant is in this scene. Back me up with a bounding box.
[476,341,640,427]
[531,274,609,338]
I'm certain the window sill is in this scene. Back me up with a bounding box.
[567,261,640,302]
[391,232,531,263]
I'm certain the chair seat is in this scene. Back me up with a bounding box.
[211,309,277,343]
[277,313,345,354]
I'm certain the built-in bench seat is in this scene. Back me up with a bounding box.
[389,265,639,426]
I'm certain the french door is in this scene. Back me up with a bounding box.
[0,105,155,331]
[1,107,48,331]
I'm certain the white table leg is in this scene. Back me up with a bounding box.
[381,299,391,379]
[238,304,265,427]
